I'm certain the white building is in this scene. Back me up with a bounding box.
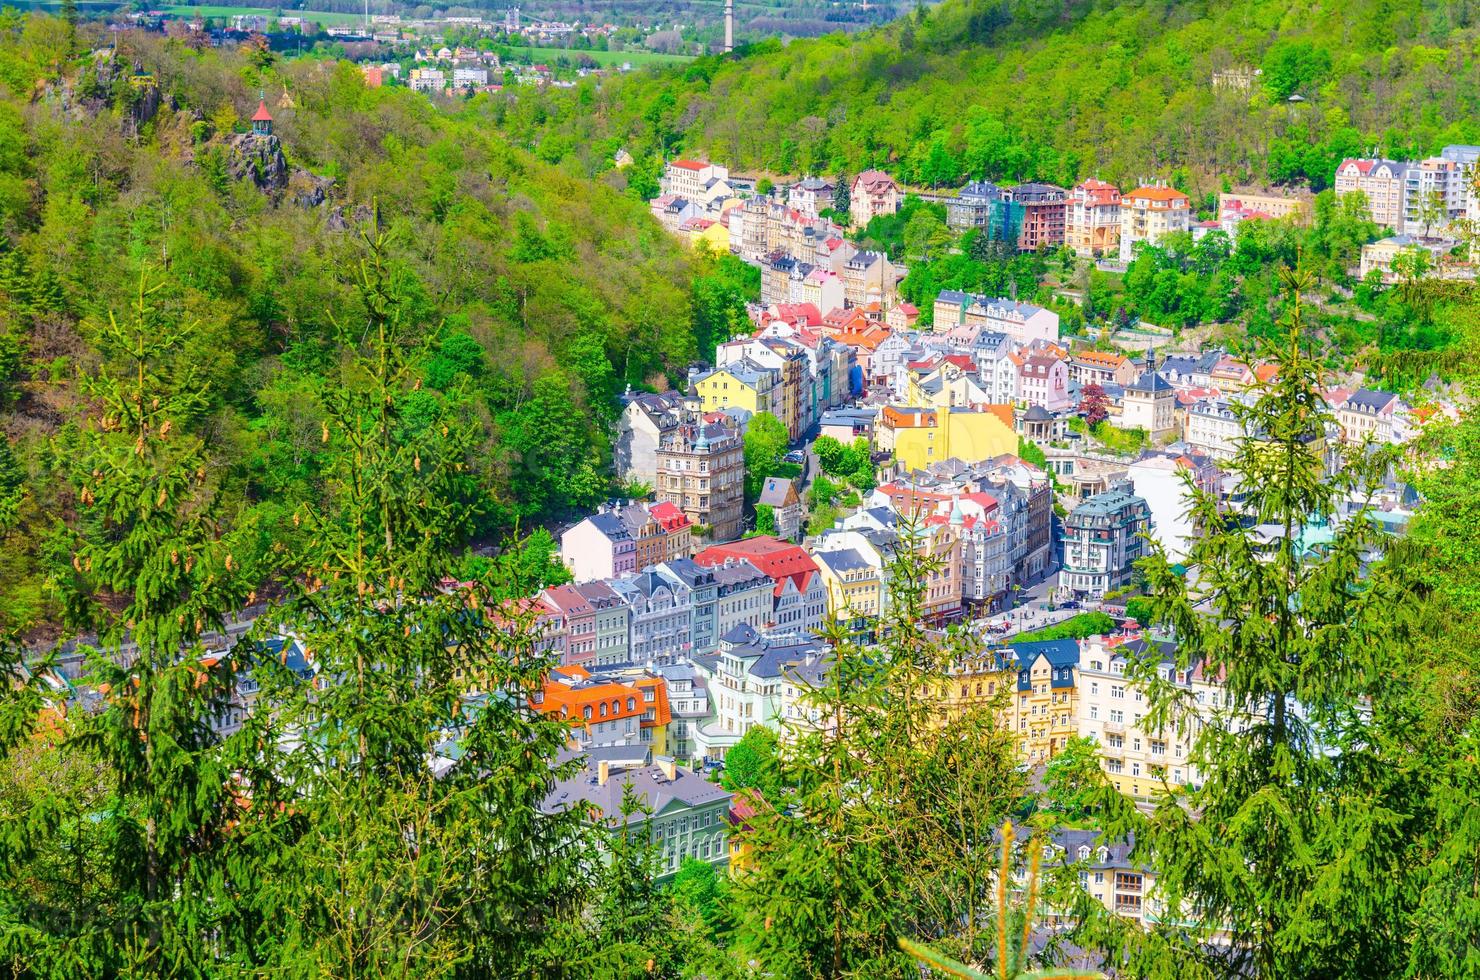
[661,159,733,209]
[1077,634,1232,799]
[1126,454,1219,563]
[1119,365,1177,435]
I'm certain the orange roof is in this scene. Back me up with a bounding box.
[880,405,936,428]
[984,403,1015,429]
[669,159,707,171]
[835,329,884,352]
[1074,349,1128,368]
[252,100,273,123]
[534,676,653,730]
[1253,363,1280,384]
[635,676,671,728]
[1127,186,1189,203]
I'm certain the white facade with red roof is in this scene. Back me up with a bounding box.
[694,536,827,633]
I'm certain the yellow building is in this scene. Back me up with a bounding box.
[1000,639,1081,766]
[937,646,1018,725]
[691,359,779,420]
[686,217,731,253]
[876,404,1018,473]
[812,547,886,637]
[725,788,764,876]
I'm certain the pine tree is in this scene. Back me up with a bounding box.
[832,173,850,220]
[0,270,262,973]
[728,531,1027,977]
[1088,270,1423,977]
[234,227,590,976]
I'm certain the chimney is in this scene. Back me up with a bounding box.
[598,760,611,786]
[656,755,677,780]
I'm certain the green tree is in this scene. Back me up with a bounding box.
[754,502,776,535]
[721,725,782,801]
[729,539,1028,976]
[742,410,788,501]
[832,172,850,218]
[234,231,590,975]
[1090,272,1422,977]
[1039,735,1101,820]
[5,271,262,974]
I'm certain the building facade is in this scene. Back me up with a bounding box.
[1061,490,1152,598]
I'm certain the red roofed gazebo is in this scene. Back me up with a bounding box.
[251,99,273,135]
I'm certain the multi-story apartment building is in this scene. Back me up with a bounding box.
[696,536,827,632]
[609,569,692,666]
[812,547,885,635]
[1005,182,1068,251]
[531,665,667,749]
[542,584,600,667]
[1003,638,1080,764]
[1077,634,1232,798]
[655,416,746,542]
[1403,156,1468,235]
[576,580,631,667]
[656,558,721,657]
[1183,397,1243,459]
[947,180,1004,231]
[1016,353,1073,412]
[615,389,682,488]
[1127,453,1220,563]
[787,176,835,216]
[1069,349,1137,389]
[841,249,897,307]
[1066,179,1122,256]
[1049,829,1157,926]
[933,292,1061,346]
[658,662,709,760]
[692,626,828,758]
[1334,158,1407,230]
[542,751,733,881]
[709,558,775,640]
[1119,186,1191,262]
[1334,388,1402,445]
[1061,490,1151,598]
[715,338,807,440]
[849,170,901,227]
[560,509,638,582]
[953,500,1012,614]
[660,159,732,209]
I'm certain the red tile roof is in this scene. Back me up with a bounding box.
[695,536,820,597]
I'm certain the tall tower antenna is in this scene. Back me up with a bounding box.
[724,0,734,52]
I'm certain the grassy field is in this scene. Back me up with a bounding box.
[162,5,370,26]
[508,45,692,67]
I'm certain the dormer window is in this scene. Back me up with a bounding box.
[1078,845,1090,861]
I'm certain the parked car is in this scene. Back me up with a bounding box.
[783,449,805,464]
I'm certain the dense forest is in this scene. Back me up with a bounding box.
[0,18,756,636]
[490,0,1480,194]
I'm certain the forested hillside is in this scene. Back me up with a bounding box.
[493,0,1480,193]
[0,20,755,635]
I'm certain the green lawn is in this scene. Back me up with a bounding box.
[162,5,370,26]
[507,45,692,67]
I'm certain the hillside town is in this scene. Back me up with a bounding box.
[28,148,1448,906]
